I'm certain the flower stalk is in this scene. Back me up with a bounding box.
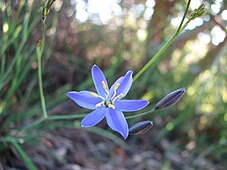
[133,0,195,81]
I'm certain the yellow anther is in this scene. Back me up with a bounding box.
[112,83,120,100]
[102,81,107,89]
[91,92,99,97]
[108,104,115,109]
[91,92,105,100]
[118,93,124,98]
[101,81,109,97]
[96,102,104,107]
[114,83,120,90]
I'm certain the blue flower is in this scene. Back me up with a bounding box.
[67,65,149,139]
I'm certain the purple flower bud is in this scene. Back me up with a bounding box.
[129,121,153,135]
[155,88,186,110]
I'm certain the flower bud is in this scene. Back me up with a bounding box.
[42,0,56,21]
[197,4,206,16]
[129,121,153,135]
[155,88,186,110]
[189,4,206,20]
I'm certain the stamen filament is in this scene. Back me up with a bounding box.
[102,81,109,96]
[111,83,120,100]
[91,92,105,100]
[112,93,124,103]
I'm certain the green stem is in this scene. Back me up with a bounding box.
[126,108,155,119]
[175,0,191,34]
[133,0,191,81]
[37,22,48,118]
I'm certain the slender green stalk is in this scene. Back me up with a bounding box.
[133,0,191,81]
[126,108,155,119]
[36,0,60,120]
[37,23,48,119]
[175,0,191,34]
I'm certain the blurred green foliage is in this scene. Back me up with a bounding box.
[0,0,226,169]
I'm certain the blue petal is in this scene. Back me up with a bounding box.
[109,76,123,98]
[110,70,133,98]
[106,109,129,139]
[92,65,109,97]
[114,100,149,112]
[81,108,107,127]
[67,91,103,109]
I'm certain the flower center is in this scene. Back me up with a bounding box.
[91,81,123,109]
